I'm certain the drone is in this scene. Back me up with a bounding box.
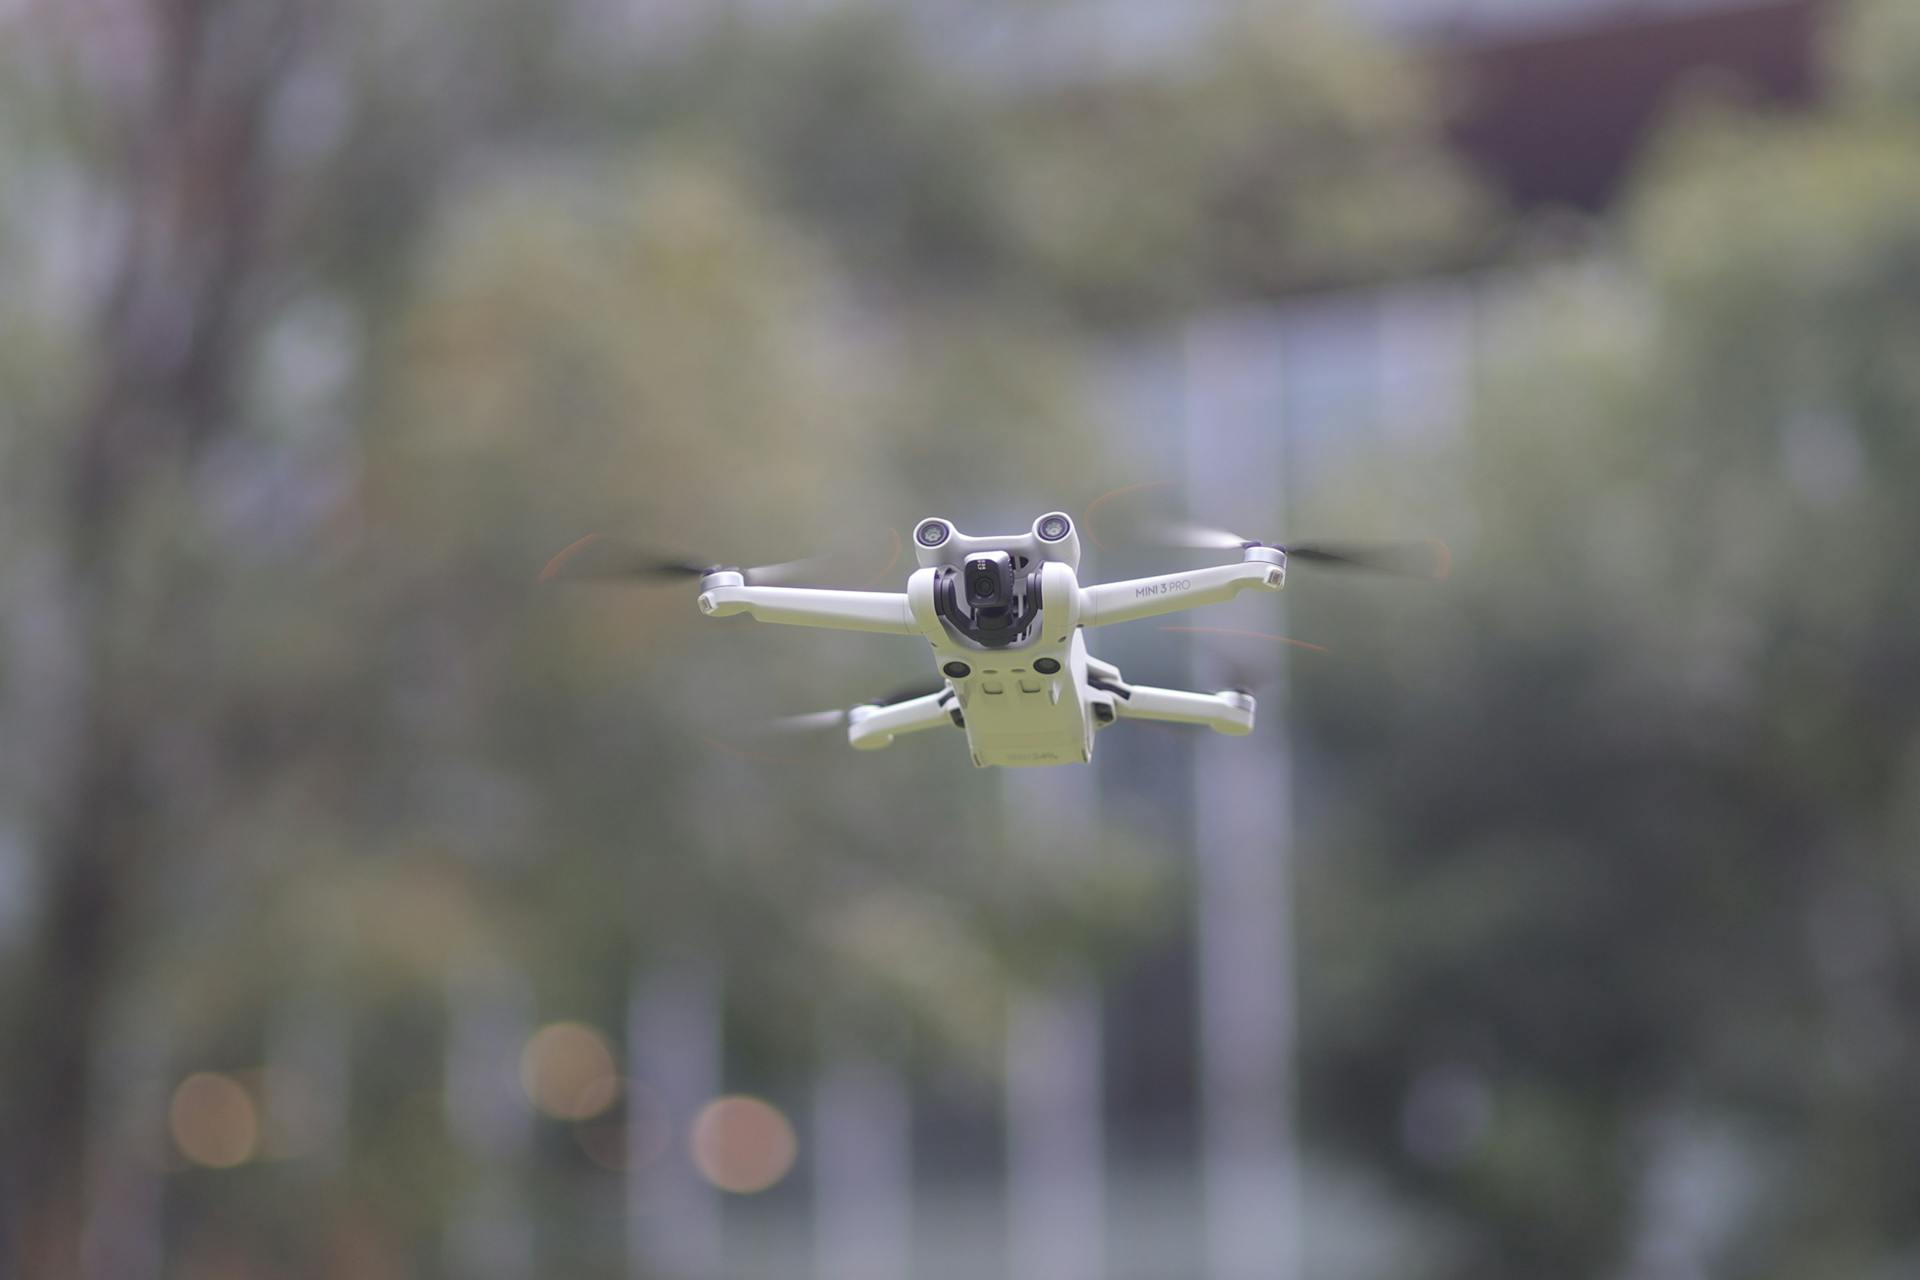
[543,513,1441,768]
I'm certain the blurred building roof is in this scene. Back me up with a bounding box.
[1440,0,1827,209]
[1359,0,1806,41]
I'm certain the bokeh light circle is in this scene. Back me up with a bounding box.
[170,1072,259,1169]
[690,1095,797,1194]
[520,1022,618,1120]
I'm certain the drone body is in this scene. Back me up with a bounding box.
[696,512,1285,767]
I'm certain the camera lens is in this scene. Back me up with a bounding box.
[916,521,950,547]
[1038,514,1070,542]
[960,552,1012,610]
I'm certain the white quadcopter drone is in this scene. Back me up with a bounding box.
[544,514,1441,768]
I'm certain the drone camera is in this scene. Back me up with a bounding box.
[936,548,1041,649]
[964,552,1014,610]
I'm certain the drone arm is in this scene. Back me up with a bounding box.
[848,691,954,751]
[1112,684,1256,736]
[1077,556,1284,629]
[698,583,918,636]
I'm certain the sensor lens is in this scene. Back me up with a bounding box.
[917,522,950,547]
[942,661,971,679]
[1033,657,1061,675]
[1038,514,1070,541]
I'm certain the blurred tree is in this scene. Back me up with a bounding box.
[643,4,1489,324]
[996,6,1491,321]
[1292,3,1920,1276]
[0,1,314,1272]
[671,11,1020,298]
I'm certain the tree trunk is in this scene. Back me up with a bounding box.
[0,2,290,1272]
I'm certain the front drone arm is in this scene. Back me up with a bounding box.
[698,575,918,636]
[1076,550,1285,629]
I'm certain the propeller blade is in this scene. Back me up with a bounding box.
[1162,626,1329,697]
[741,556,831,586]
[538,533,711,583]
[761,684,944,737]
[538,536,834,587]
[1096,512,1449,582]
[1134,520,1448,580]
[1146,520,1253,551]
[1160,626,1329,655]
[1281,539,1451,580]
[764,709,850,734]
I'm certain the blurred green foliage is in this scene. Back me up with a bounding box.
[1294,3,1920,1275]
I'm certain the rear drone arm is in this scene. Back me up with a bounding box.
[847,690,955,751]
[697,573,918,636]
[1112,684,1256,736]
[1076,549,1285,629]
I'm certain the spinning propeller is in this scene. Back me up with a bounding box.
[1150,522,1450,579]
[763,684,947,734]
[537,533,823,586]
